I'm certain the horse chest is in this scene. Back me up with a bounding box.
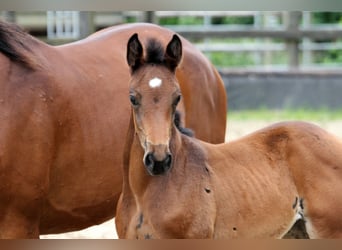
[128,213,154,239]
[124,183,216,239]
[127,209,214,239]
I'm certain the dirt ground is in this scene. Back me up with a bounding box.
[41,119,342,239]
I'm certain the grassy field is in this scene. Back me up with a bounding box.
[226,108,342,142]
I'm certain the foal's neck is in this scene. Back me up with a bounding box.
[128,125,186,193]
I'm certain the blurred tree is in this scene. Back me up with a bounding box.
[212,16,254,25]
[312,12,342,24]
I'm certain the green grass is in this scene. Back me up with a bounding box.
[228,108,342,121]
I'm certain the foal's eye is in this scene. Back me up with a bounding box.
[129,95,139,107]
[173,95,181,107]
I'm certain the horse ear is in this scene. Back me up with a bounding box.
[127,33,143,72]
[165,34,182,71]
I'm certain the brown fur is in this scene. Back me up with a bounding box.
[116,35,342,239]
[0,21,227,238]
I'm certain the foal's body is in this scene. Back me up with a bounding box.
[116,33,342,239]
[119,121,342,239]
[207,121,342,238]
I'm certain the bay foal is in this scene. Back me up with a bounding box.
[115,33,342,239]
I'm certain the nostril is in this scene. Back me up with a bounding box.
[144,153,155,168]
[144,152,172,176]
[164,154,172,167]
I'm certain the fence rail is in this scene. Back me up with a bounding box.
[164,25,342,40]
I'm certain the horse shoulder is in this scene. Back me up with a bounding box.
[0,51,56,238]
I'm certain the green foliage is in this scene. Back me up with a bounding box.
[159,15,254,26]
[159,16,204,25]
[312,12,342,24]
[323,50,342,64]
[126,16,138,23]
[207,51,255,67]
[205,47,288,67]
[305,13,342,65]
[158,17,178,25]
[312,47,342,65]
[211,16,254,25]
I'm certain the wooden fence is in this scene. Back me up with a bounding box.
[2,11,342,70]
[155,11,342,70]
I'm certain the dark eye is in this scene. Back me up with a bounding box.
[173,95,181,107]
[129,95,139,107]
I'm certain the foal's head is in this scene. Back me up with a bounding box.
[126,33,182,176]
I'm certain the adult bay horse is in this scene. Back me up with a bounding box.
[116,33,342,239]
[0,21,227,238]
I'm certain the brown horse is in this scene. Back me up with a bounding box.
[116,33,342,239]
[0,21,227,238]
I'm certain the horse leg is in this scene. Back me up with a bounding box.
[0,165,49,239]
[300,174,342,238]
[115,191,138,238]
[0,133,51,238]
[286,187,342,238]
[0,160,48,239]
[0,166,46,239]
[0,206,40,238]
[301,208,342,239]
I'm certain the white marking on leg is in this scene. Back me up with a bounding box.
[304,217,318,239]
[149,77,162,88]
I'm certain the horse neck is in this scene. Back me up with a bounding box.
[127,123,184,196]
[122,112,135,190]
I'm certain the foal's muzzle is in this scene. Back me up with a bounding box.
[143,152,172,176]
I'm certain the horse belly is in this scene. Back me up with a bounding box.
[40,139,124,233]
[212,166,301,238]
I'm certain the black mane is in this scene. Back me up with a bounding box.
[174,111,194,137]
[145,38,165,65]
[0,20,36,69]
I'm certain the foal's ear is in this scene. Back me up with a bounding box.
[165,34,182,71]
[127,33,143,72]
